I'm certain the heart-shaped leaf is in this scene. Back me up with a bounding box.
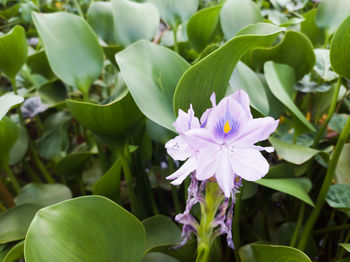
[300,9,325,47]
[116,40,190,131]
[148,0,198,29]
[111,0,159,47]
[255,178,314,206]
[174,23,284,117]
[240,244,311,262]
[220,0,262,40]
[24,196,145,262]
[0,25,28,80]
[330,14,350,80]
[32,12,104,95]
[0,117,19,167]
[264,62,316,132]
[326,184,350,216]
[0,94,23,121]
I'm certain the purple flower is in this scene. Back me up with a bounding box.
[166,90,278,197]
[21,96,48,119]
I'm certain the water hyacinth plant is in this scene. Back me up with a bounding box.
[0,0,350,261]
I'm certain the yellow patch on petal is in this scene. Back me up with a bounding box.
[224,120,232,134]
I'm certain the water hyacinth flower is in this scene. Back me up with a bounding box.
[21,96,48,119]
[165,90,278,254]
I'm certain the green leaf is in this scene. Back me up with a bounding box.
[26,50,54,80]
[330,14,350,80]
[255,178,314,206]
[251,31,315,80]
[116,40,190,131]
[37,80,68,108]
[67,91,144,145]
[314,49,338,82]
[24,196,145,262]
[147,0,198,29]
[93,159,122,203]
[326,184,350,216]
[111,0,159,47]
[240,244,311,262]
[9,123,28,165]
[0,25,28,80]
[229,61,283,118]
[220,0,262,40]
[316,0,350,35]
[32,12,104,94]
[187,5,222,52]
[55,152,94,178]
[143,252,178,262]
[264,62,316,132]
[339,243,350,253]
[3,241,24,262]
[0,204,41,244]
[87,2,119,45]
[145,119,175,144]
[15,183,72,207]
[335,144,350,184]
[174,23,284,117]
[269,137,320,165]
[0,117,18,167]
[0,94,23,121]
[300,9,325,47]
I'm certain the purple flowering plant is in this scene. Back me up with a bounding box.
[166,90,278,261]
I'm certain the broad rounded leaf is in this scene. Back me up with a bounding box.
[330,15,350,80]
[174,23,284,117]
[9,124,28,165]
[143,252,178,262]
[269,137,320,165]
[0,117,19,167]
[26,50,54,80]
[0,25,28,80]
[326,184,350,216]
[316,0,350,35]
[111,0,159,47]
[24,196,145,262]
[255,178,314,206]
[335,144,350,184]
[148,0,198,29]
[116,40,190,131]
[15,183,72,207]
[55,152,94,178]
[3,241,24,262]
[300,9,325,47]
[251,31,315,80]
[32,12,104,93]
[187,5,222,52]
[220,0,262,40]
[264,62,315,132]
[0,94,23,121]
[67,91,144,144]
[240,244,311,262]
[0,204,41,244]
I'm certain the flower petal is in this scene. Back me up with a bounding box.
[215,152,234,198]
[167,157,197,185]
[232,89,252,120]
[229,148,269,181]
[196,145,221,180]
[184,128,217,151]
[174,105,200,134]
[165,135,192,161]
[233,117,279,146]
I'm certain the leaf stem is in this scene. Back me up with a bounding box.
[0,179,15,208]
[3,165,20,193]
[29,143,55,183]
[312,223,350,235]
[173,25,179,54]
[297,115,350,251]
[337,230,350,259]
[233,183,243,262]
[290,202,305,247]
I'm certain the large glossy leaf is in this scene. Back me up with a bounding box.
[9,123,28,165]
[148,0,198,29]
[67,90,144,144]
[15,183,72,207]
[300,9,325,47]
[264,62,316,132]
[0,117,18,167]
[111,0,159,47]
[24,196,145,262]
[143,252,178,262]
[174,23,284,117]
[0,94,23,121]
[55,152,94,178]
[269,137,320,165]
[0,25,28,80]
[0,204,41,244]
[251,31,315,80]
[93,159,122,202]
[32,12,104,94]
[187,5,222,52]
[330,14,350,80]
[87,2,118,45]
[255,178,314,206]
[3,241,24,262]
[326,184,350,216]
[240,244,311,262]
[37,80,68,108]
[220,0,262,40]
[26,50,54,80]
[316,0,350,35]
[116,40,190,131]
[335,144,350,184]
[229,61,283,118]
